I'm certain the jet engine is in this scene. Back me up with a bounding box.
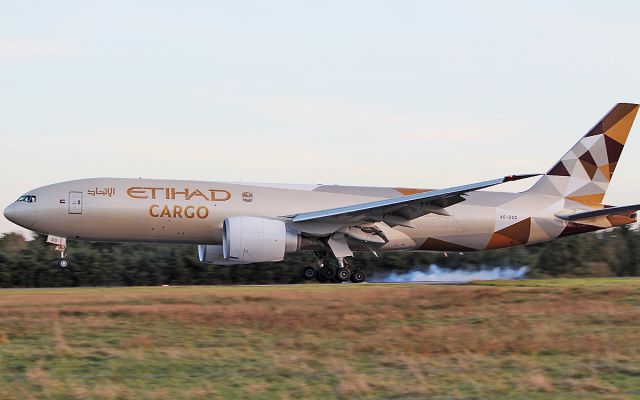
[224,216,299,263]
[198,244,238,265]
[199,217,299,265]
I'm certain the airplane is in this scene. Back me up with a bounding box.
[4,103,640,283]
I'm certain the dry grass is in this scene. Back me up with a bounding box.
[0,280,639,399]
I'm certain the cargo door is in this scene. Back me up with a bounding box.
[69,192,83,214]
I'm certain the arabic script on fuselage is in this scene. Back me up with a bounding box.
[88,187,116,197]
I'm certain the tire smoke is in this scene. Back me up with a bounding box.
[372,265,528,283]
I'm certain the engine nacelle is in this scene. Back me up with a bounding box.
[198,244,240,265]
[223,216,299,264]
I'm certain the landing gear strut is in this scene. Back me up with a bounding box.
[313,251,330,283]
[56,247,69,269]
[334,257,351,282]
[47,235,69,269]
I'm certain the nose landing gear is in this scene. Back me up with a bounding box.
[47,235,69,269]
[57,257,69,269]
[57,246,69,268]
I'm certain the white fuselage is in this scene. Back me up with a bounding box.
[3,177,573,253]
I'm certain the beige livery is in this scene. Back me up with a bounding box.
[4,104,640,282]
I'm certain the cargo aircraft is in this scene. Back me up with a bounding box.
[4,104,640,283]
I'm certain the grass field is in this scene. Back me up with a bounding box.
[1,279,640,399]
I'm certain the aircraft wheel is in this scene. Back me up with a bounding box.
[58,259,69,269]
[318,267,335,283]
[301,266,316,280]
[350,269,366,283]
[316,267,328,282]
[335,267,351,282]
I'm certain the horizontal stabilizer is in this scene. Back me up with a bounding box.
[556,204,640,221]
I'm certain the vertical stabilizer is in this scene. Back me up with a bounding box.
[527,103,639,206]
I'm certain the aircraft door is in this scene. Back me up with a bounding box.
[69,192,83,214]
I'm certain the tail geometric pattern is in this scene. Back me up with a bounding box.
[528,103,639,207]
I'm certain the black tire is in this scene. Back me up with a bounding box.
[301,266,316,280]
[335,267,351,282]
[58,259,69,269]
[316,267,328,282]
[318,267,335,283]
[350,269,366,283]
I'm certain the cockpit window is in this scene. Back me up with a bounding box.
[16,195,36,203]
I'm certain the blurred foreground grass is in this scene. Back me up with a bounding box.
[1,279,640,399]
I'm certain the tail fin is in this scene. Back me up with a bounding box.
[527,103,639,206]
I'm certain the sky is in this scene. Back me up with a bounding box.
[1,1,640,235]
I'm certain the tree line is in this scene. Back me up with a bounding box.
[0,226,638,287]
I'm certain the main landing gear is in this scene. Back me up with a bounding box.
[300,254,367,284]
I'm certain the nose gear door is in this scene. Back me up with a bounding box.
[69,192,82,214]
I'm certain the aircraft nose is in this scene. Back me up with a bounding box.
[3,203,17,223]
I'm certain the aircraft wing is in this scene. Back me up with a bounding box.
[556,204,640,221]
[289,174,540,226]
